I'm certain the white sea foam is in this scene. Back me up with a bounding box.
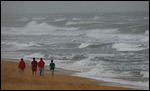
[144,30,149,34]
[24,52,45,59]
[2,41,42,49]
[72,17,81,20]
[93,16,101,20]
[129,19,137,22]
[65,21,102,25]
[70,63,150,89]
[65,21,77,25]
[1,21,79,35]
[2,12,149,90]
[24,21,57,32]
[72,68,149,90]
[112,43,147,51]
[78,43,92,48]
[86,28,119,40]
[139,36,149,42]
[140,71,149,78]
[17,17,29,21]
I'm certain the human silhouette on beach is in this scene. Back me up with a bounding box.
[38,58,45,76]
[18,58,26,73]
[49,60,55,77]
[31,58,38,75]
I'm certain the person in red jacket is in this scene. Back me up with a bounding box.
[38,58,45,76]
[31,58,38,75]
[18,58,26,73]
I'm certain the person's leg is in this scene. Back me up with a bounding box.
[20,67,24,73]
[41,67,44,76]
[52,72,54,77]
[40,68,42,76]
[51,70,54,77]
[35,71,36,75]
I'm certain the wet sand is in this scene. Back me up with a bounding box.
[1,59,138,90]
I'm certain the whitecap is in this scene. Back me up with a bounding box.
[112,43,147,51]
[93,16,101,20]
[78,43,92,48]
[72,17,80,20]
[86,28,119,39]
[17,17,29,21]
[2,21,79,35]
[144,30,149,34]
[24,52,45,59]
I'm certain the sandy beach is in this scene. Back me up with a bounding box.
[1,59,138,90]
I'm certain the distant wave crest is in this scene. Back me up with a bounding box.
[2,21,79,35]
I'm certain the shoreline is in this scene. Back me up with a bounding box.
[1,58,139,90]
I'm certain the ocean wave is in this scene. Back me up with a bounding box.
[144,17,149,20]
[65,21,102,25]
[85,28,119,39]
[72,54,87,60]
[72,17,81,20]
[24,52,45,59]
[114,22,131,24]
[54,18,66,22]
[24,53,87,61]
[129,19,138,22]
[93,16,103,20]
[144,30,149,34]
[112,43,148,51]
[72,71,149,90]
[24,21,57,32]
[140,71,149,78]
[78,43,113,48]
[1,21,79,35]
[17,17,29,21]
[71,65,149,90]
[31,17,45,20]
[78,43,92,48]
[65,21,77,25]
[2,41,42,49]
[73,58,99,68]
[22,52,149,89]
[139,37,149,43]
[26,21,79,31]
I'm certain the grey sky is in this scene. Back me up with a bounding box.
[1,1,149,14]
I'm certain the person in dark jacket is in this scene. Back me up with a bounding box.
[49,60,55,77]
[31,58,38,75]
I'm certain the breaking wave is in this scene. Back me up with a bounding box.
[1,41,42,49]
[112,43,148,51]
[1,21,79,35]
[65,21,103,25]
[86,28,119,39]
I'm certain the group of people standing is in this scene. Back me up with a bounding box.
[18,58,55,77]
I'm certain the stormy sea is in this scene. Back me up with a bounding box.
[1,12,149,90]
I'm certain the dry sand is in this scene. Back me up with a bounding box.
[1,59,138,90]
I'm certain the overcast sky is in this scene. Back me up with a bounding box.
[1,1,149,14]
